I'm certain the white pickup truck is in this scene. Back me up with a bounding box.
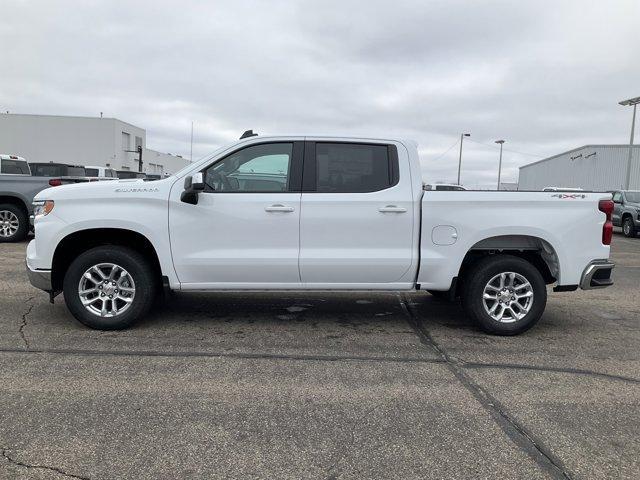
[26,135,615,335]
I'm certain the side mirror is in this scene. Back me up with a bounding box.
[181,172,205,205]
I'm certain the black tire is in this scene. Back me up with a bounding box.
[622,217,636,238]
[63,246,157,330]
[461,255,547,336]
[0,203,28,243]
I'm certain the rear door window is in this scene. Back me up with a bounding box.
[313,143,398,193]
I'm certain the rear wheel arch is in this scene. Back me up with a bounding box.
[52,228,162,292]
[456,235,559,294]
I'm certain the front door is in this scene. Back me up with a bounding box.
[169,141,304,288]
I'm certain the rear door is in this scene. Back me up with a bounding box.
[298,140,415,286]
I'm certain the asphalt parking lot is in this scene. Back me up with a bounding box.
[0,233,638,480]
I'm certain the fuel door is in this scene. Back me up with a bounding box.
[432,225,458,246]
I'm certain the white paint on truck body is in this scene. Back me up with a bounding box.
[28,135,611,294]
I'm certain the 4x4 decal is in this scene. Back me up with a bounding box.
[551,194,586,199]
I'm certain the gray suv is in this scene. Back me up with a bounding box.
[612,190,640,237]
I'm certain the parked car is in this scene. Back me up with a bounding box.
[116,170,146,179]
[1,154,31,175]
[542,187,584,192]
[424,183,466,191]
[0,155,73,242]
[611,190,640,237]
[84,166,118,180]
[27,135,614,335]
[29,162,87,178]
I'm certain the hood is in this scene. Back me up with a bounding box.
[34,177,173,202]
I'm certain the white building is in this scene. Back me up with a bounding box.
[519,145,640,191]
[0,113,190,176]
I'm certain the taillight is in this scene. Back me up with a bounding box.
[599,199,614,245]
[48,178,62,187]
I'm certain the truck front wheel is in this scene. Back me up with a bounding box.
[461,255,547,335]
[63,246,157,330]
[623,217,636,237]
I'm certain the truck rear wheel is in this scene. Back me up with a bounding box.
[0,203,28,242]
[461,255,547,335]
[63,246,156,330]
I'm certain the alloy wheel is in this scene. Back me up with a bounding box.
[78,263,136,317]
[0,210,19,238]
[482,271,534,323]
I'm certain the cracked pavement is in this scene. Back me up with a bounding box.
[0,232,638,479]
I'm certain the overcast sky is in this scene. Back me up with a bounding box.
[1,0,639,186]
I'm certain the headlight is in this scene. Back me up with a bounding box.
[33,200,55,217]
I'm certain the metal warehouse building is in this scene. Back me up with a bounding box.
[0,113,190,176]
[518,145,640,191]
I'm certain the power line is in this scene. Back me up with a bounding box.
[430,139,460,162]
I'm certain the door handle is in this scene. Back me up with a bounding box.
[378,205,407,213]
[265,204,295,212]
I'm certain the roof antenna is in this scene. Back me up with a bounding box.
[240,129,258,139]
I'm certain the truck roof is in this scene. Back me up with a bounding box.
[233,134,416,145]
[0,154,26,161]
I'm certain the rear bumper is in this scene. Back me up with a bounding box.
[26,263,52,292]
[579,261,614,290]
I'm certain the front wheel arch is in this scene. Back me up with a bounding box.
[52,228,162,292]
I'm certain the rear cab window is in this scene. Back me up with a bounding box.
[1,158,31,175]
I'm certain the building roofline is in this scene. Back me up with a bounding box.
[0,112,145,132]
[520,144,640,170]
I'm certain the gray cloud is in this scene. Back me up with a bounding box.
[1,0,638,187]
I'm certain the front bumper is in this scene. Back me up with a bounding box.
[26,263,52,292]
[579,261,614,290]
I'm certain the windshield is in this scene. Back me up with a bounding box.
[625,192,640,203]
[117,171,140,179]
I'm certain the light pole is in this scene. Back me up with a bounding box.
[619,96,640,189]
[457,133,471,185]
[495,140,505,190]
